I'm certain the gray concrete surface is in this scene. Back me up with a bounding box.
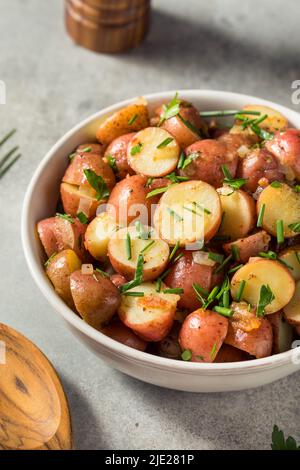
[0,0,300,450]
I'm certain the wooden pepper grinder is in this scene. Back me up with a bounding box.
[65,0,151,53]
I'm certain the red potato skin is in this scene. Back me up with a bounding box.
[158,103,205,148]
[102,321,147,351]
[37,217,87,259]
[164,250,223,311]
[60,182,99,220]
[225,317,273,358]
[110,273,127,289]
[237,148,285,192]
[107,175,169,226]
[295,325,300,336]
[265,129,300,179]
[223,230,271,264]
[217,132,258,153]
[214,344,251,362]
[76,143,103,155]
[179,309,229,362]
[104,133,136,180]
[62,153,116,192]
[179,140,238,188]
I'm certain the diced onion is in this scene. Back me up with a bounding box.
[217,186,234,196]
[237,145,250,159]
[82,264,94,275]
[192,251,216,266]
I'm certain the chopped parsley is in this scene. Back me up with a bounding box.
[83,169,110,200]
[257,284,275,317]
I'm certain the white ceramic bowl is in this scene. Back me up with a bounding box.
[22,90,300,392]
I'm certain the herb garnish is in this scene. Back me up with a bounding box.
[128,114,138,125]
[270,181,282,188]
[135,221,150,239]
[177,151,185,169]
[236,280,246,301]
[81,146,92,153]
[146,185,171,199]
[181,349,192,361]
[257,284,275,317]
[213,306,233,317]
[84,169,110,200]
[56,213,75,224]
[77,212,89,224]
[231,245,240,261]
[123,291,145,297]
[199,110,261,118]
[276,219,284,244]
[107,154,117,173]
[169,241,180,261]
[257,203,265,227]
[271,425,300,450]
[130,142,143,156]
[140,240,155,254]
[126,233,132,260]
[44,252,57,267]
[288,222,300,233]
[157,137,174,149]
[210,342,217,359]
[214,254,233,274]
[221,165,246,190]
[167,208,183,222]
[208,252,224,264]
[159,93,181,125]
[181,152,200,170]
[95,268,109,278]
[120,254,144,293]
[165,172,189,183]
[163,288,184,295]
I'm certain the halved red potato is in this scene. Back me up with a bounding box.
[215,344,251,362]
[46,249,82,309]
[108,225,169,281]
[257,183,300,238]
[118,281,180,341]
[76,143,103,155]
[278,245,300,281]
[231,259,295,314]
[60,182,100,220]
[153,180,222,246]
[266,129,300,180]
[158,102,205,148]
[237,148,285,192]
[164,250,223,311]
[223,230,271,264]
[224,302,273,358]
[37,216,87,259]
[155,322,182,359]
[236,104,288,133]
[70,269,121,330]
[107,175,169,226]
[216,187,256,240]
[84,212,120,261]
[96,100,150,145]
[283,280,300,326]
[179,140,238,188]
[102,320,147,351]
[217,132,257,154]
[62,153,115,193]
[178,309,228,362]
[110,273,127,289]
[104,133,135,180]
[127,127,180,177]
[268,312,294,354]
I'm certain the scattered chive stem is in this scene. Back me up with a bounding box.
[128,114,138,125]
[228,264,243,274]
[177,151,185,169]
[169,241,180,261]
[0,153,21,179]
[0,145,19,169]
[163,288,184,295]
[231,244,240,261]
[0,128,16,147]
[126,233,132,260]
[181,349,192,361]
[276,220,284,244]
[236,280,246,301]
[123,291,144,297]
[222,290,230,308]
[140,240,155,254]
[214,254,233,274]
[214,306,233,317]
[157,137,174,149]
[200,110,261,118]
[130,142,143,155]
[167,207,183,221]
[257,203,265,227]
[146,186,170,199]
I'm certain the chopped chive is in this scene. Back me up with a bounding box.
[0,128,17,147]
[81,146,92,153]
[183,205,202,217]
[222,290,230,308]
[252,114,268,126]
[77,212,89,224]
[130,143,143,155]
[295,252,300,265]
[194,202,211,215]
[165,172,189,183]
[140,240,155,254]
[208,252,224,264]
[173,252,184,263]
[169,241,180,261]
[160,268,172,280]
[228,264,243,274]
[69,152,76,161]
[181,349,192,361]
[276,220,284,244]
[214,306,233,317]
[294,185,300,193]
[231,245,240,261]
[128,113,138,125]
[120,254,144,293]
[221,164,232,179]
[177,151,185,169]
[270,181,282,188]
[84,169,110,200]
[178,114,202,137]
[258,250,277,260]
[167,208,183,222]
[107,154,117,173]
[278,258,294,270]
[56,213,75,224]
[0,153,21,179]
[156,277,162,292]
[182,152,200,170]
[157,137,174,149]
[210,342,217,358]
[146,177,153,187]
[288,222,300,233]
[123,291,145,297]
[163,288,184,295]
[95,268,110,278]
[192,283,209,298]
[44,252,57,267]
[257,203,265,227]
[0,146,19,169]
[236,280,246,301]
[159,93,181,125]
[200,110,261,118]
[126,233,132,260]
[146,185,171,199]
[214,254,233,274]
[250,124,274,141]
[135,221,150,239]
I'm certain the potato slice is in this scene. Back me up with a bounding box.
[217,187,256,240]
[257,183,300,238]
[238,104,288,133]
[96,101,150,145]
[85,212,120,261]
[278,245,300,281]
[127,127,180,177]
[283,280,300,326]
[223,230,271,264]
[108,225,169,281]
[231,259,295,314]
[153,180,222,246]
[60,182,100,220]
[118,281,180,341]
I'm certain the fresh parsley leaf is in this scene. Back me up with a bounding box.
[130,142,143,155]
[159,93,181,124]
[288,222,300,233]
[83,169,110,200]
[77,212,88,224]
[107,154,117,173]
[182,152,200,170]
[56,213,75,224]
[257,284,275,317]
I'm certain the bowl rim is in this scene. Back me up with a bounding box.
[21,89,300,376]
